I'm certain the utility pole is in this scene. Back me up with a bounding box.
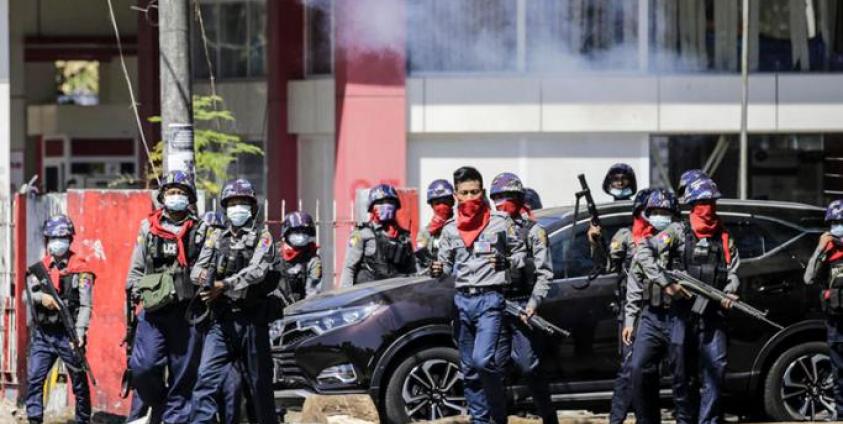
[739,0,750,200]
[159,0,194,178]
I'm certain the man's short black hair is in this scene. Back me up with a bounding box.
[453,166,483,188]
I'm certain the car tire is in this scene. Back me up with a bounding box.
[763,341,835,421]
[383,346,466,423]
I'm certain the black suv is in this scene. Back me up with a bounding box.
[272,199,831,422]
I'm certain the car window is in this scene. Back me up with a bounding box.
[723,219,765,259]
[550,220,629,279]
[755,218,802,252]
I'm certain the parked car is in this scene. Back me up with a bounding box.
[272,199,830,422]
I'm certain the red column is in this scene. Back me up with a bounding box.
[266,0,303,221]
[333,0,407,286]
[136,0,160,184]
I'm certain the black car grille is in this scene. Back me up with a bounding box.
[273,351,307,386]
[276,322,318,347]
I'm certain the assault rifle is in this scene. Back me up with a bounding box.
[666,270,784,331]
[574,174,608,281]
[120,293,137,398]
[505,300,571,337]
[27,262,97,385]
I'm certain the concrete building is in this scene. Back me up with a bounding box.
[3,0,843,283]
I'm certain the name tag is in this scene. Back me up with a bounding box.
[162,242,178,256]
[474,241,492,255]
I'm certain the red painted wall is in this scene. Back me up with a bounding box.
[65,191,154,413]
[266,0,303,222]
[333,0,407,287]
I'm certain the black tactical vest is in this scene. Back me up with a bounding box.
[144,222,201,302]
[822,260,843,315]
[507,220,537,298]
[36,266,81,327]
[682,226,729,291]
[357,224,414,284]
[216,229,276,302]
[278,258,309,302]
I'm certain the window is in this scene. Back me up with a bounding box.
[55,61,99,105]
[550,220,628,279]
[408,0,517,72]
[192,0,266,79]
[228,140,265,198]
[723,219,765,259]
[305,0,333,75]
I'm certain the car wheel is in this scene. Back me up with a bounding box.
[764,341,835,421]
[383,347,466,423]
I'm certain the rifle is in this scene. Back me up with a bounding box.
[505,300,571,337]
[574,174,608,281]
[666,270,784,331]
[27,262,97,386]
[120,293,137,398]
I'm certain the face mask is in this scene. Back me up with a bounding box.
[832,224,843,238]
[164,194,190,212]
[48,238,70,257]
[375,203,397,222]
[647,214,672,231]
[494,198,520,217]
[227,205,252,227]
[287,232,311,248]
[610,187,633,199]
[432,203,453,219]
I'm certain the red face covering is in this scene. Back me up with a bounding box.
[427,203,453,236]
[689,202,721,239]
[631,215,655,243]
[281,242,318,262]
[494,198,533,220]
[456,198,490,248]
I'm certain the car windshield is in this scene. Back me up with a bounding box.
[548,218,629,280]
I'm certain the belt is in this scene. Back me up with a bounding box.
[457,286,504,296]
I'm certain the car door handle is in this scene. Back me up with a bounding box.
[757,281,792,294]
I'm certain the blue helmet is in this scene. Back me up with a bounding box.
[524,188,543,210]
[678,169,709,197]
[490,172,525,198]
[158,170,196,203]
[282,211,316,236]
[602,163,637,196]
[426,179,455,204]
[684,178,722,204]
[632,188,656,216]
[43,215,75,238]
[826,200,843,223]
[220,178,257,208]
[368,184,401,211]
[201,210,226,228]
[645,189,679,215]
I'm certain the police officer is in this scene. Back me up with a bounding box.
[605,188,654,424]
[416,179,455,270]
[25,215,94,424]
[603,163,637,201]
[804,199,843,419]
[339,184,415,287]
[189,178,277,424]
[277,211,323,302]
[489,172,556,424]
[677,169,708,200]
[431,166,526,424]
[636,178,741,424]
[125,170,207,424]
[626,189,680,424]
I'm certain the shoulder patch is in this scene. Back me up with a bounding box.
[79,273,94,289]
[312,260,322,278]
[259,231,272,250]
[611,240,622,250]
[658,232,672,245]
[535,227,548,246]
[349,231,362,248]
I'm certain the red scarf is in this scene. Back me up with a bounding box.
[689,203,732,265]
[631,215,655,243]
[427,203,453,236]
[456,199,490,248]
[495,199,533,220]
[281,243,318,262]
[42,251,92,290]
[147,209,194,266]
[370,213,401,238]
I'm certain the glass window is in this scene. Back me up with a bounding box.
[305,0,333,75]
[550,220,629,279]
[408,0,517,72]
[723,219,765,259]
[756,218,802,252]
[191,0,266,79]
[228,140,266,197]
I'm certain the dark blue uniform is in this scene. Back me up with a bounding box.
[188,223,277,423]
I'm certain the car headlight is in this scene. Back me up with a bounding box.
[289,303,383,336]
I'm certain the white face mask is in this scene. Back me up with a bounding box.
[164,194,190,212]
[287,232,311,248]
[227,205,252,227]
[647,214,672,231]
[610,187,633,199]
[48,238,70,257]
[832,224,843,238]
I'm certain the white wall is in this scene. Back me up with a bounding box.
[408,133,650,225]
[297,135,335,287]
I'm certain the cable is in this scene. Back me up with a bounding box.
[105,0,161,184]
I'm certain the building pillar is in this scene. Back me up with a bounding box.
[137,0,160,183]
[333,0,407,286]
